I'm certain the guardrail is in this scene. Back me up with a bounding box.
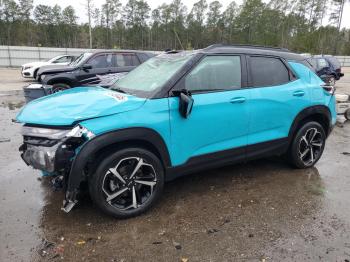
[0,45,159,67]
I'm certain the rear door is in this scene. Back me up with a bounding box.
[247,55,310,149]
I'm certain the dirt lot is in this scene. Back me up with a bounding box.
[0,68,350,262]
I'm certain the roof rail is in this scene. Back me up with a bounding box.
[204,43,290,52]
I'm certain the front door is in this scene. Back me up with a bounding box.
[168,55,250,166]
[78,53,114,85]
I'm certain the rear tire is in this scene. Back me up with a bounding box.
[345,109,350,121]
[288,121,326,169]
[89,147,164,218]
[52,83,70,93]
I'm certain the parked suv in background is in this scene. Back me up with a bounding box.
[307,55,344,85]
[21,55,76,79]
[16,44,336,218]
[39,51,155,92]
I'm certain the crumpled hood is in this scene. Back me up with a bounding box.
[16,87,146,126]
[37,64,69,75]
[40,66,76,75]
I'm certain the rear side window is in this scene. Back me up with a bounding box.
[250,56,290,87]
[138,53,153,63]
[185,56,241,92]
[115,54,140,67]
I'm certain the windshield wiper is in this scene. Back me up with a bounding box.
[113,87,127,94]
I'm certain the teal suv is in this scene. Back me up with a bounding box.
[17,45,336,218]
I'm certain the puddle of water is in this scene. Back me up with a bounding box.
[0,100,25,110]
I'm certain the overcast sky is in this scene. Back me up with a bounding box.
[33,0,350,28]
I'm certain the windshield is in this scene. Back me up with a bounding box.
[112,52,195,95]
[47,56,62,63]
[70,53,93,67]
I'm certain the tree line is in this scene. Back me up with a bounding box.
[0,0,349,55]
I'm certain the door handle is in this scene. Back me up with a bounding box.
[293,90,305,97]
[230,97,246,104]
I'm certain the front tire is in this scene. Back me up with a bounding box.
[89,148,164,218]
[288,122,326,169]
[52,83,70,93]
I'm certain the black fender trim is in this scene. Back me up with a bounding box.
[288,105,332,143]
[46,76,76,86]
[66,127,171,192]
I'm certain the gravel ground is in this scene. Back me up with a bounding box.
[0,67,350,262]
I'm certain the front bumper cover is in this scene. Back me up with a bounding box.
[19,125,95,212]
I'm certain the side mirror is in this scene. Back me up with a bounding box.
[173,89,194,118]
[82,64,92,71]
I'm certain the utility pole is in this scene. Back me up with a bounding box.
[86,0,93,49]
[337,0,345,32]
[334,0,345,55]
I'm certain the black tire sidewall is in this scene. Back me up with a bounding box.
[345,109,350,120]
[289,121,326,169]
[52,83,70,93]
[89,148,164,218]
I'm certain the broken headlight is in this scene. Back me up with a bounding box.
[21,126,71,140]
[20,125,95,173]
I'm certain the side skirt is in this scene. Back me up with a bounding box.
[166,138,289,181]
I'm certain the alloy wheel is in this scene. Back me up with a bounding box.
[298,127,324,166]
[102,157,157,211]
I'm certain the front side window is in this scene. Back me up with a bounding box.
[113,52,194,95]
[185,56,241,92]
[250,56,290,87]
[88,54,113,68]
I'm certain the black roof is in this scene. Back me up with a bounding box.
[90,49,156,55]
[199,44,305,62]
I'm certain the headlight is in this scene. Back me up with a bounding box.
[22,126,70,140]
[24,66,33,70]
[21,125,95,140]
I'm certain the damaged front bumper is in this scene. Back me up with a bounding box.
[19,125,95,212]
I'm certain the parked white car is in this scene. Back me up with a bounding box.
[21,55,76,79]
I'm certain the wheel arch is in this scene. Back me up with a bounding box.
[46,76,74,86]
[33,67,40,78]
[66,127,171,193]
[288,105,332,144]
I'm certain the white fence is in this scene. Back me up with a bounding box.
[0,45,159,67]
[0,45,349,67]
[336,56,350,67]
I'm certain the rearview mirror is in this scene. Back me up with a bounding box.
[82,64,92,70]
[174,89,194,118]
